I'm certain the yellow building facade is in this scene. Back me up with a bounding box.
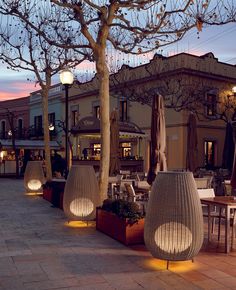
[68,52,236,173]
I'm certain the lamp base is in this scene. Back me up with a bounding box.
[166,258,194,270]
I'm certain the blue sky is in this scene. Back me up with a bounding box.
[0,23,235,101]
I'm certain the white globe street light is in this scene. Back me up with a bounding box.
[59,68,74,85]
[232,86,236,96]
[60,68,74,178]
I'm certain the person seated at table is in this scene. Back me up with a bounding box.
[82,148,88,160]
[53,170,63,179]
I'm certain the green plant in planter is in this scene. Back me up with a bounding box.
[101,199,144,224]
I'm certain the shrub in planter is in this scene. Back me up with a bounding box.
[42,180,65,209]
[97,199,145,245]
[101,199,144,224]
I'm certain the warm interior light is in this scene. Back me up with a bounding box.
[59,68,74,85]
[27,179,42,191]
[69,197,94,217]
[155,222,192,253]
[232,86,236,95]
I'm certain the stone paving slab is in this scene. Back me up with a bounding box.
[0,178,236,289]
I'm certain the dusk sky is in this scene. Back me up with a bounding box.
[0,23,235,102]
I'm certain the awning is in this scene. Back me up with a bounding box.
[71,116,146,138]
[0,139,61,150]
[119,131,146,138]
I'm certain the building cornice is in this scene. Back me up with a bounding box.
[68,52,236,101]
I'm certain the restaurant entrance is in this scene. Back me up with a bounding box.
[71,116,146,172]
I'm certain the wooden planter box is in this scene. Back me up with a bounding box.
[43,180,66,210]
[96,208,144,245]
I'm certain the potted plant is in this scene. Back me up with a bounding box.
[96,199,145,245]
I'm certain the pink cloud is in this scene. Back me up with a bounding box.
[0,81,39,101]
[0,91,27,101]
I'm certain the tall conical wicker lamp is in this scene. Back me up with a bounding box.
[63,165,100,221]
[24,161,45,195]
[144,171,203,267]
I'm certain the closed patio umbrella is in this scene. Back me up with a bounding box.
[231,153,236,190]
[186,113,198,172]
[230,121,236,190]
[222,122,234,171]
[147,94,167,185]
[109,110,120,175]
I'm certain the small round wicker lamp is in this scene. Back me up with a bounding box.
[63,165,100,221]
[144,171,203,268]
[24,161,45,195]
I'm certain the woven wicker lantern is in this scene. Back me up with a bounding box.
[24,161,45,195]
[63,165,100,221]
[144,171,203,266]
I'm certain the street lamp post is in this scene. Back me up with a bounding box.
[59,68,74,178]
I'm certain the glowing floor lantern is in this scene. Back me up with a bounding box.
[63,165,100,221]
[24,161,45,195]
[144,172,203,266]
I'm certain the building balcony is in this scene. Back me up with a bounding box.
[0,126,58,141]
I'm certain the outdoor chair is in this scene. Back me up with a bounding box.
[120,170,131,179]
[198,188,220,234]
[135,172,147,181]
[203,175,214,188]
[195,177,210,189]
[124,183,147,214]
[108,175,123,199]
[120,179,134,192]
[198,188,236,247]
[223,180,232,196]
[135,180,151,190]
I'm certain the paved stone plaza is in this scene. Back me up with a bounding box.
[1,178,236,289]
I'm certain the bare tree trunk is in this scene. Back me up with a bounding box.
[68,135,73,170]
[7,112,19,177]
[96,51,110,202]
[12,135,19,177]
[42,88,52,180]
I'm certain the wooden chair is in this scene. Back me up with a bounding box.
[124,183,147,213]
[124,183,143,202]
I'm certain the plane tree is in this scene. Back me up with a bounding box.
[0,7,86,180]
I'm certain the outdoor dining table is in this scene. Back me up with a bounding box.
[200,196,236,253]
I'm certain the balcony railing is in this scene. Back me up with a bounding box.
[0,128,30,140]
[0,126,58,140]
